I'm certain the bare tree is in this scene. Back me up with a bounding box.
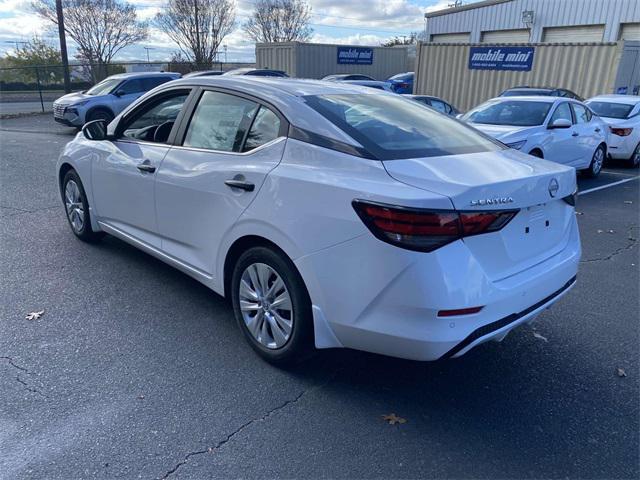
[155,0,236,69]
[32,0,147,81]
[243,0,312,43]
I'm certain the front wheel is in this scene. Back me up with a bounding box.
[584,145,605,178]
[231,246,314,365]
[62,170,104,242]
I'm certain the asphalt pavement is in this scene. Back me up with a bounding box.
[1,114,638,479]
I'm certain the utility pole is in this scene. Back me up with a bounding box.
[194,0,200,67]
[55,0,71,93]
[144,47,154,64]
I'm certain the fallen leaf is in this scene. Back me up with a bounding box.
[617,368,627,378]
[25,310,44,321]
[533,332,548,342]
[382,413,407,425]
[137,394,145,400]
[624,201,633,204]
[597,229,604,233]
[608,230,615,234]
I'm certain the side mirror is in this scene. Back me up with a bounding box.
[82,119,108,141]
[113,89,126,97]
[548,118,572,129]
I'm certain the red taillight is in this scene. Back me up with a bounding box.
[353,201,518,252]
[610,127,633,136]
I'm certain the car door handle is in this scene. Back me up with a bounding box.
[225,179,255,192]
[571,132,579,137]
[136,163,156,173]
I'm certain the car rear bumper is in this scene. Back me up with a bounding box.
[607,135,637,159]
[296,215,581,361]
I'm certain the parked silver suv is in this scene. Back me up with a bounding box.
[53,72,180,127]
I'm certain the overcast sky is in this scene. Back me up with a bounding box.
[0,0,471,62]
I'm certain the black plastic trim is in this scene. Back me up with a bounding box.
[288,125,376,159]
[439,275,577,360]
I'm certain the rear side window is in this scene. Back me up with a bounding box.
[429,99,447,113]
[143,77,173,90]
[183,91,259,152]
[119,79,144,95]
[572,103,591,123]
[305,94,501,160]
[243,107,281,152]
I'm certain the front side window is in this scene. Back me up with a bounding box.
[305,94,501,160]
[463,100,552,126]
[572,103,590,124]
[586,101,636,119]
[550,102,573,124]
[122,92,189,143]
[183,91,259,152]
[119,79,144,95]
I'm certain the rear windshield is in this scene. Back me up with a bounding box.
[501,89,552,97]
[463,100,552,126]
[304,94,501,160]
[389,72,413,81]
[586,101,636,119]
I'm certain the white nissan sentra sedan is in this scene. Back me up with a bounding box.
[585,94,640,168]
[57,78,580,364]
[462,96,608,177]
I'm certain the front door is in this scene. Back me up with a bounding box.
[91,89,192,247]
[155,90,286,278]
[544,101,579,166]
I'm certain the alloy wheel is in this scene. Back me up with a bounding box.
[64,179,85,233]
[239,263,293,349]
[592,147,604,175]
[633,144,640,167]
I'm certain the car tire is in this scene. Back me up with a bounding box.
[62,170,104,243]
[231,246,314,365]
[628,143,640,168]
[584,144,605,178]
[86,108,114,124]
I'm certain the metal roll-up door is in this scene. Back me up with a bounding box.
[542,25,604,43]
[481,29,530,43]
[430,32,470,43]
[620,23,640,41]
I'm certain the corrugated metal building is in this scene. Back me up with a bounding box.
[256,42,409,80]
[425,0,640,43]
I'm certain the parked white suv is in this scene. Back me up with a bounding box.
[57,78,580,364]
[462,96,608,177]
[586,94,640,168]
[53,72,180,127]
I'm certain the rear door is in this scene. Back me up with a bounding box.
[155,89,288,279]
[571,102,600,168]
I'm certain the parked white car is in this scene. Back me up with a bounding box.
[585,94,640,168]
[462,96,608,177]
[57,78,580,364]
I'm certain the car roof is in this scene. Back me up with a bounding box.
[108,71,179,79]
[489,95,560,103]
[586,94,640,105]
[342,80,388,86]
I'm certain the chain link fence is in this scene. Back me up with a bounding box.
[0,61,255,116]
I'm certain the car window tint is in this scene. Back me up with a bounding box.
[444,103,453,114]
[572,103,590,124]
[243,107,281,152]
[463,100,552,126]
[586,101,635,119]
[119,79,144,95]
[429,99,447,113]
[122,92,189,143]
[143,77,172,90]
[183,91,259,152]
[550,102,573,124]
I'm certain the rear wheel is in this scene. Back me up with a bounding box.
[231,246,314,365]
[628,143,640,168]
[584,144,605,178]
[62,170,104,242]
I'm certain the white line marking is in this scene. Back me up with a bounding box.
[578,176,639,196]
[601,170,639,177]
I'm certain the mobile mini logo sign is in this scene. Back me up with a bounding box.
[337,47,374,65]
[468,46,535,71]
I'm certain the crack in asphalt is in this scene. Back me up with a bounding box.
[158,371,339,480]
[1,356,46,398]
[0,204,61,218]
[581,225,638,263]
